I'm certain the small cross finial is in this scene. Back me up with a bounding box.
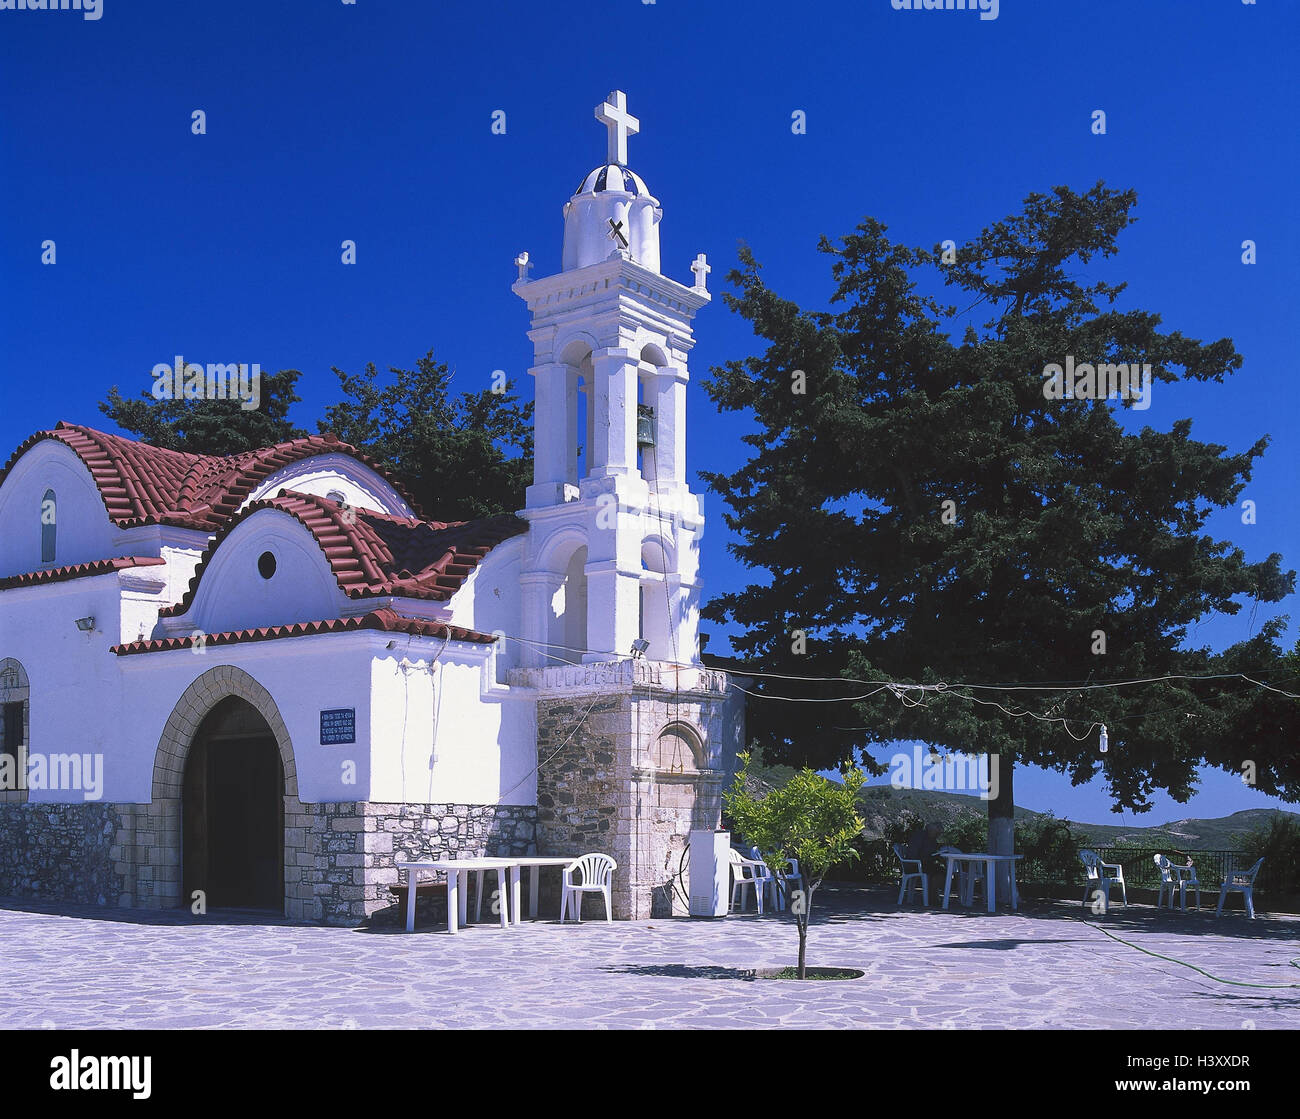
[514,251,532,282]
[595,90,639,166]
[691,252,711,292]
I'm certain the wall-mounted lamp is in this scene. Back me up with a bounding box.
[75,617,95,633]
[630,638,650,659]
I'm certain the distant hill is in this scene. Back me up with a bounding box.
[852,785,1297,851]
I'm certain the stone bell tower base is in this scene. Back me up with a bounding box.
[514,660,743,920]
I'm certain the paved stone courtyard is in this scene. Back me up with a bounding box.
[3,886,1297,1029]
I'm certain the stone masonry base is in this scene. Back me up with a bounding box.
[0,800,536,926]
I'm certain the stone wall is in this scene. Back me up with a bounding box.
[0,802,129,905]
[0,800,536,927]
[304,801,537,925]
[534,680,740,920]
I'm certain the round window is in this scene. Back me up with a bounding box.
[258,551,277,579]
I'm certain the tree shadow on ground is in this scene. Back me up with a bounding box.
[599,964,764,981]
[930,938,1085,950]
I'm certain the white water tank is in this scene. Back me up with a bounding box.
[689,829,731,917]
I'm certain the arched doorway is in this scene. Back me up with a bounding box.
[182,695,284,910]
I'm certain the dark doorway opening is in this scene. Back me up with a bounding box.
[182,696,284,912]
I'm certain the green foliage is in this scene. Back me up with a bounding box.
[99,351,534,524]
[723,753,865,978]
[1015,813,1085,885]
[725,755,865,887]
[1240,812,1300,895]
[702,183,1296,812]
[840,808,1080,889]
[99,369,306,455]
[321,351,533,521]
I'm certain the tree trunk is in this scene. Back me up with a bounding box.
[797,919,807,980]
[987,752,1015,904]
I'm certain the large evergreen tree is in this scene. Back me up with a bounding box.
[98,351,535,522]
[702,183,1296,858]
[321,350,533,522]
[100,368,306,454]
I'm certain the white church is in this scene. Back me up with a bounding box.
[0,92,744,925]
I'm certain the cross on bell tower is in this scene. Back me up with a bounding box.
[595,90,639,166]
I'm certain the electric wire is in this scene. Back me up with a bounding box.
[493,631,1299,702]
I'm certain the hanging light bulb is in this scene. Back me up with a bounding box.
[1099,724,1109,754]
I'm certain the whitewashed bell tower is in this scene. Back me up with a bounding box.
[513,90,712,669]
[509,92,742,920]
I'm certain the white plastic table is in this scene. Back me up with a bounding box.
[938,852,1023,913]
[474,855,578,925]
[395,856,579,932]
[395,858,512,934]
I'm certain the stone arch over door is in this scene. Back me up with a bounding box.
[152,666,298,801]
[142,665,308,917]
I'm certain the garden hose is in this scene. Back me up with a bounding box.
[1066,911,1300,989]
[672,841,691,910]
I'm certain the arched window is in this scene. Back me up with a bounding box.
[639,538,671,659]
[40,489,57,565]
[653,721,705,774]
[0,658,30,803]
[547,545,588,666]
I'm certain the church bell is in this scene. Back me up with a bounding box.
[636,404,656,448]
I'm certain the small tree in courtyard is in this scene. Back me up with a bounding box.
[723,755,865,979]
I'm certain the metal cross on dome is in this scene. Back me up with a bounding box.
[596,90,639,166]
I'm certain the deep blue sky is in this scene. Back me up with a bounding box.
[2,1,1296,828]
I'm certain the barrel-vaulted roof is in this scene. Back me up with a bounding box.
[0,422,423,529]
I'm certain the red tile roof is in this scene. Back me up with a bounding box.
[0,556,167,591]
[111,607,499,656]
[2,424,523,627]
[172,431,425,529]
[0,422,425,529]
[160,491,527,617]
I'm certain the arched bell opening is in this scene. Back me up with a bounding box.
[545,542,589,665]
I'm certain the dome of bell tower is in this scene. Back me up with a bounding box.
[561,91,662,273]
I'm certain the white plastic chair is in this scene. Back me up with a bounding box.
[938,845,984,906]
[559,853,616,922]
[728,848,767,914]
[894,843,928,906]
[776,856,804,910]
[1174,858,1202,911]
[1080,850,1126,913]
[1216,857,1263,919]
[1154,854,1177,909]
[750,845,802,910]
